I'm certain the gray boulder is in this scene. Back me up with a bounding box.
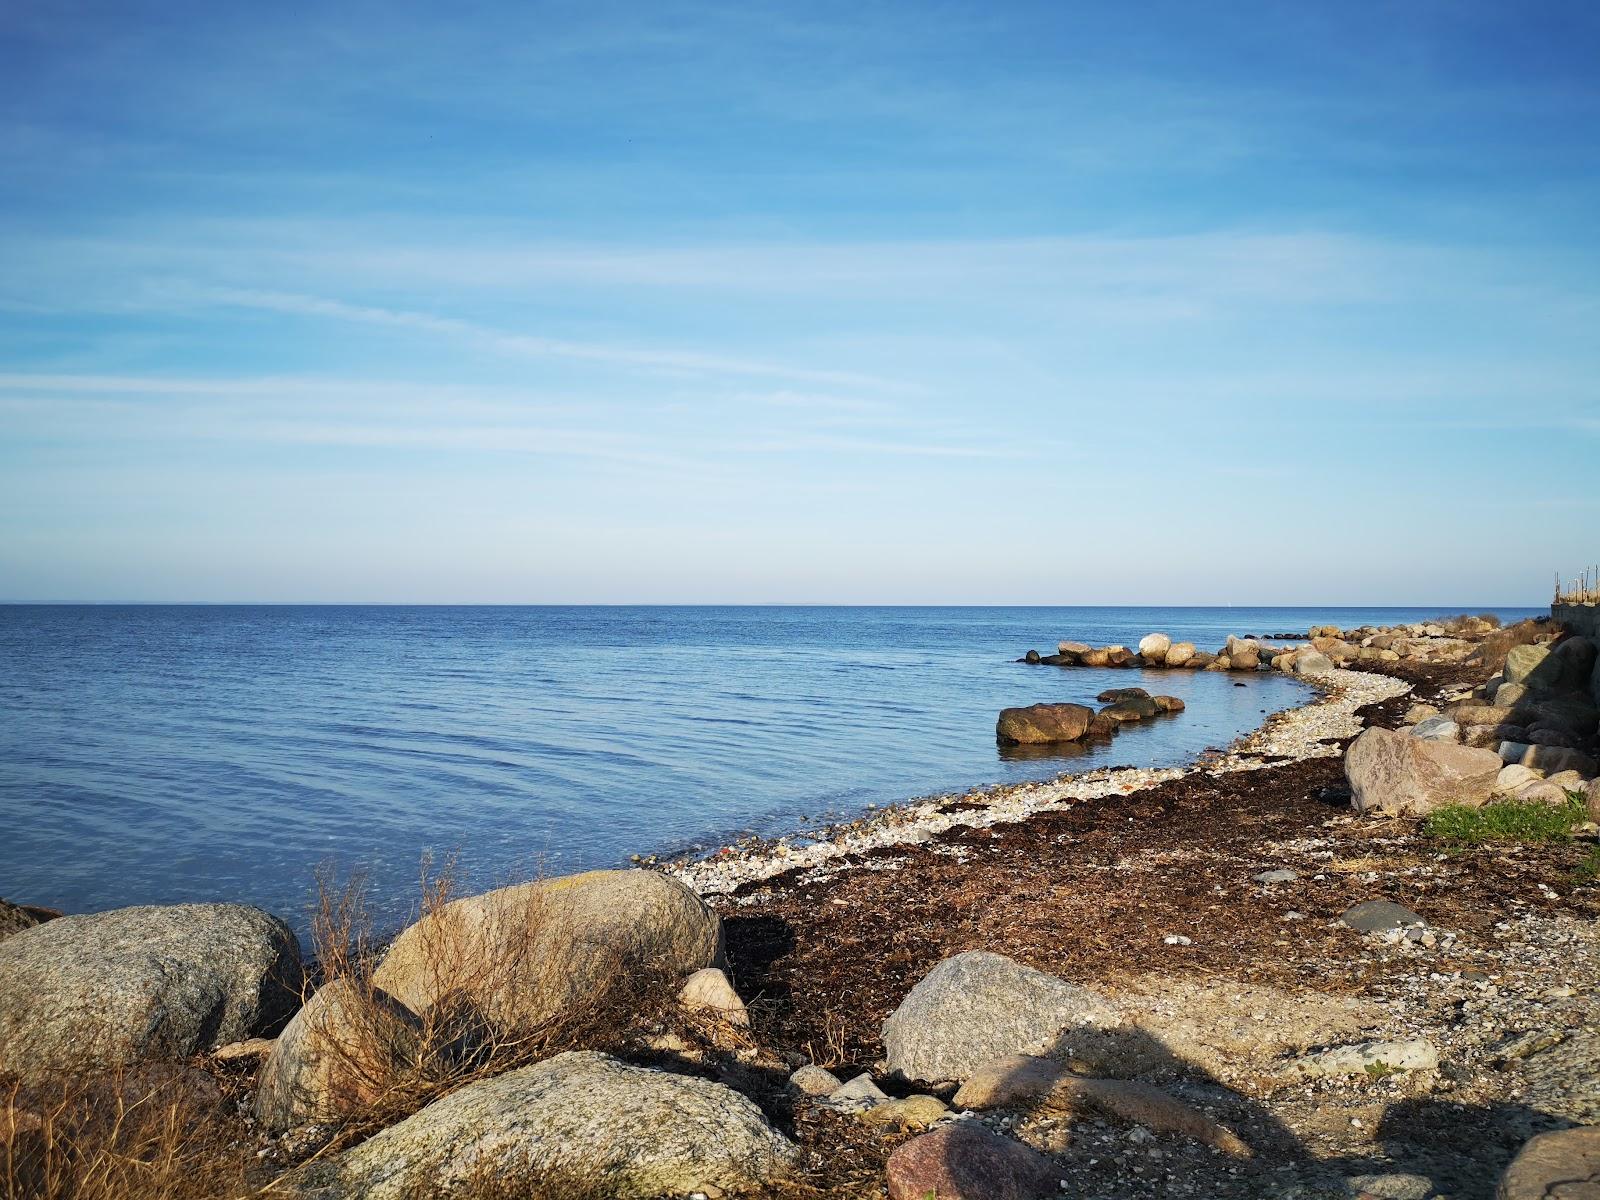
[1409,716,1460,743]
[1294,650,1334,677]
[0,903,301,1079]
[1504,643,1566,690]
[1497,1126,1600,1200]
[372,870,720,1036]
[1344,727,1502,817]
[289,1051,795,1199]
[881,950,1122,1085]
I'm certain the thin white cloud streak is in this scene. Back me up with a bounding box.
[200,288,910,393]
[0,373,1032,465]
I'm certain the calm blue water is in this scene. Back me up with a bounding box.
[0,605,1538,933]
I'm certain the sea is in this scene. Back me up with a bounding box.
[0,605,1539,935]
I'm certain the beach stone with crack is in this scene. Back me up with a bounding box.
[995,703,1096,745]
[0,902,302,1080]
[1342,901,1424,933]
[881,951,1122,1084]
[1496,1126,1600,1200]
[885,1121,1056,1200]
[1344,726,1501,816]
[372,869,720,1036]
[255,978,425,1130]
[289,1051,795,1199]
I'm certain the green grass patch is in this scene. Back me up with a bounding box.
[1423,792,1588,845]
[1572,847,1600,886]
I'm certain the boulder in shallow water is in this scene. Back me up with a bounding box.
[1058,641,1091,656]
[1344,727,1501,817]
[1137,633,1172,661]
[1153,695,1185,713]
[1164,642,1196,667]
[372,869,720,1037]
[0,903,302,1080]
[290,1051,795,1199]
[1096,686,1150,703]
[1099,696,1159,722]
[996,703,1097,745]
[881,950,1122,1085]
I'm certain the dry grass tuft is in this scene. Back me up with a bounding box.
[1,1070,252,1200]
[294,858,680,1159]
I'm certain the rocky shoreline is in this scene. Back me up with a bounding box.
[671,664,1405,901]
[2,611,1598,1199]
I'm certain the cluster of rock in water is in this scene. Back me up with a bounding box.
[1,611,1597,1199]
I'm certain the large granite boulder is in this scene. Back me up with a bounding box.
[1137,633,1171,661]
[1164,642,1197,667]
[881,951,1122,1085]
[1496,1126,1600,1199]
[885,1122,1055,1200]
[255,979,425,1129]
[1344,727,1502,817]
[371,870,720,1036]
[1504,643,1561,689]
[288,1051,795,1199]
[996,703,1097,745]
[0,903,301,1080]
[1293,650,1334,677]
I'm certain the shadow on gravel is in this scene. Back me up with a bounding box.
[942,1030,1577,1200]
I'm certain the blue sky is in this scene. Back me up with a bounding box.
[1,1,1596,603]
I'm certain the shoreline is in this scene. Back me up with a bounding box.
[671,665,1412,900]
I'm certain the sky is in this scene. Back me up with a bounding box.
[1,1,1597,604]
